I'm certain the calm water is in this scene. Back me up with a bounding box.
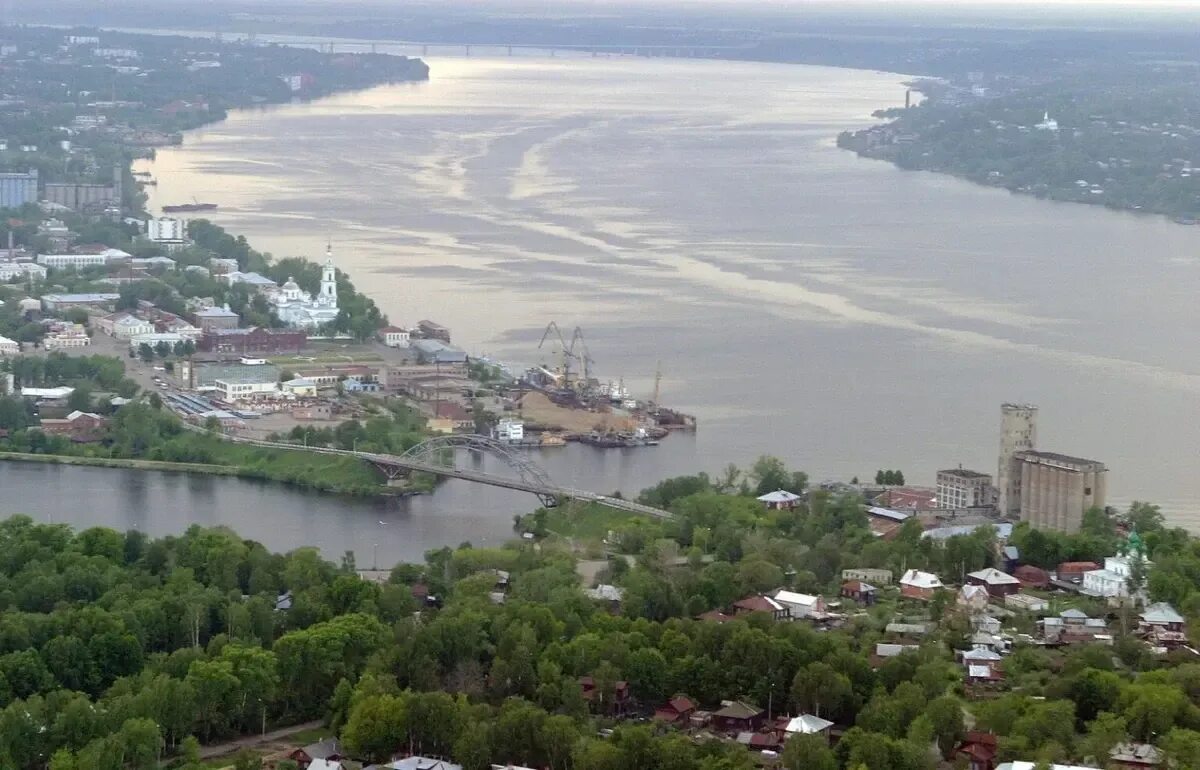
[105,54,1200,539]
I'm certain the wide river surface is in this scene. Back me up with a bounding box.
[11,54,1200,557]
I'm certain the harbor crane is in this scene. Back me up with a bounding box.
[538,321,572,384]
[569,326,595,385]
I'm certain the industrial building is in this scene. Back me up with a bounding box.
[1013,450,1107,534]
[936,468,993,509]
[0,169,38,209]
[198,327,305,355]
[997,403,1037,518]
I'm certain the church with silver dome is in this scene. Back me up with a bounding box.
[273,248,340,329]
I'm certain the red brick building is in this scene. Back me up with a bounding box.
[37,410,107,442]
[199,326,306,355]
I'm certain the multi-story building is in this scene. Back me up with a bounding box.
[997,403,1037,518]
[198,326,306,355]
[43,325,91,350]
[936,468,994,509]
[0,262,47,282]
[146,217,187,252]
[0,335,18,356]
[0,169,38,209]
[192,305,240,331]
[1014,451,1107,534]
[40,293,121,312]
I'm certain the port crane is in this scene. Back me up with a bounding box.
[569,326,595,386]
[537,321,573,385]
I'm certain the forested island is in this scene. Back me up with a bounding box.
[0,465,1199,769]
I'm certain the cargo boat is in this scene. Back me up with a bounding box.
[162,202,218,213]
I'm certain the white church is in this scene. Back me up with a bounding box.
[273,248,340,329]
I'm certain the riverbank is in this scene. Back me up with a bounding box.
[0,442,400,497]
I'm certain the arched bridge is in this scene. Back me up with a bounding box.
[190,428,670,518]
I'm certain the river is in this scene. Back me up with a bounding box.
[33,51,1197,551]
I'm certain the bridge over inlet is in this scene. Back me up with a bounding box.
[198,430,671,519]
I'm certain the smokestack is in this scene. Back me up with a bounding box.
[905,89,912,109]
[7,229,12,260]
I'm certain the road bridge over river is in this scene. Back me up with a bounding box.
[195,429,672,519]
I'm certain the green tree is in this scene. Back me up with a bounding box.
[343,694,409,762]
[781,733,836,770]
[926,696,966,758]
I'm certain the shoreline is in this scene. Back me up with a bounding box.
[0,449,419,498]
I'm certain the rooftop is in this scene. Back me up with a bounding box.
[968,568,1021,585]
[938,468,991,479]
[1014,450,1106,470]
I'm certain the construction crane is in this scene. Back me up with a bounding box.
[538,321,571,384]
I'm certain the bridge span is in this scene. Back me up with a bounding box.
[191,428,671,519]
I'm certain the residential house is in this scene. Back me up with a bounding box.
[1004,593,1049,613]
[378,325,411,347]
[712,701,764,733]
[967,568,1022,598]
[1109,743,1163,769]
[37,410,107,442]
[899,569,943,600]
[1056,561,1100,584]
[756,489,800,509]
[772,590,826,620]
[964,655,1004,686]
[957,584,990,613]
[736,731,784,752]
[971,615,1002,635]
[842,567,893,585]
[783,714,833,741]
[995,764,1101,770]
[0,335,17,355]
[654,695,697,725]
[885,622,933,638]
[1012,565,1050,589]
[584,584,624,613]
[579,676,631,716]
[955,732,1000,770]
[288,738,343,769]
[841,580,878,605]
[388,759,463,770]
[1002,545,1020,573]
[732,594,790,622]
[1041,609,1111,645]
[1138,602,1187,651]
[875,642,920,659]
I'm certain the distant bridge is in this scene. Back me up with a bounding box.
[227,32,753,59]
[193,428,671,518]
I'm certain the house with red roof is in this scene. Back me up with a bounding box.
[654,695,698,725]
[955,732,999,770]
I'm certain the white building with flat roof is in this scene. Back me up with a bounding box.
[0,335,18,355]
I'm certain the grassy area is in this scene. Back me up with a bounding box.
[0,451,238,475]
[0,440,392,497]
[193,436,388,495]
[536,500,643,541]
